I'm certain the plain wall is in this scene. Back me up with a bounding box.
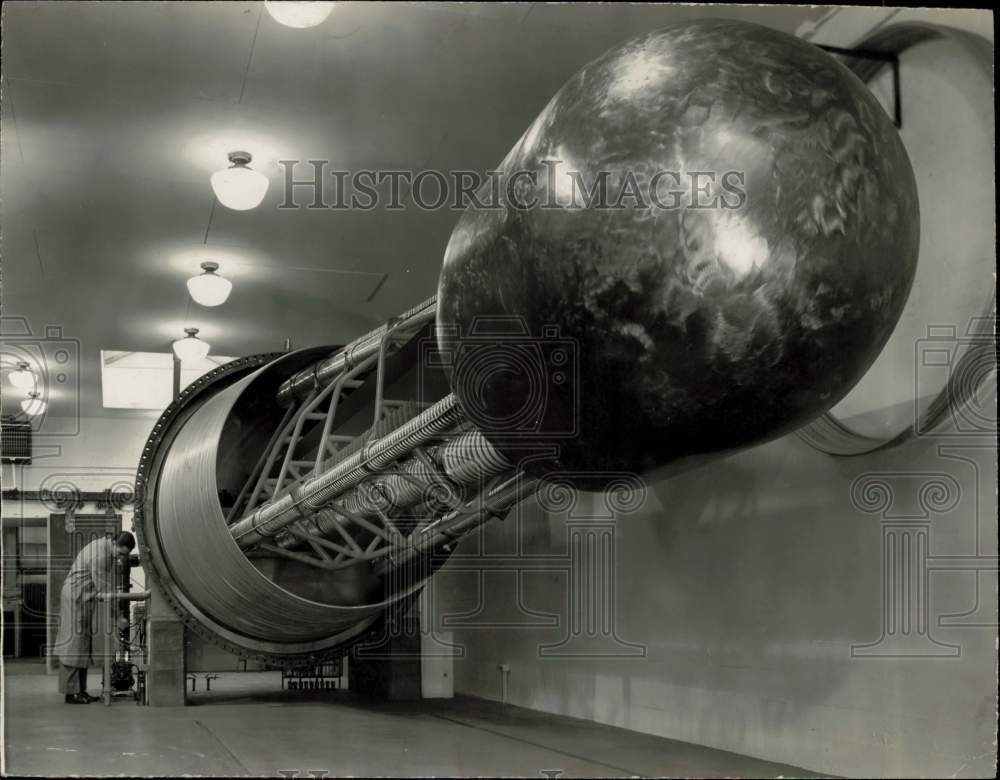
[430,418,997,777]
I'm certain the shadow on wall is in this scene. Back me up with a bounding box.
[638,428,980,687]
[436,404,996,776]
[637,432,933,646]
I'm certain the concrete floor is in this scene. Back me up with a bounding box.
[3,659,822,777]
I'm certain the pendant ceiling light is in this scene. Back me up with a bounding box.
[173,328,211,363]
[21,391,47,416]
[264,1,336,28]
[210,151,269,211]
[187,261,233,307]
[8,361,36,389]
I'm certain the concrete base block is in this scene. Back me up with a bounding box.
[145,583,186,707]
[349,616,421,700]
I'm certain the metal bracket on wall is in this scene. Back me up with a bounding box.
[818,44,902,128]
[800,25,995,458]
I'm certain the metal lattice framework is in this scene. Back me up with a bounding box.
[221,301,535,578]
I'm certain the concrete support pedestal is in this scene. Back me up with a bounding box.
[145,581,186,706]
[348,612,421,700]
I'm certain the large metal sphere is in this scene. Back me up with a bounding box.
[437,19,919,483]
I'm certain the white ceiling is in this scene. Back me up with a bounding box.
[1,1,824,420]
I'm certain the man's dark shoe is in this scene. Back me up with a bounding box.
[80,692,99,703]
[64,693,90,704]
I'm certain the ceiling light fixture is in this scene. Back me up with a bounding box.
[21,391,47,417]
[172,328,211,363]
[210,151,269,210]
[264,1,336,28]
[187,261,233,307]
[8,362,36,389]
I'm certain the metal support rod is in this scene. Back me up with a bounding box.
[257,542,344,571]
[103,589,113,706]
[96,591,151,601]
[274,430,512,557]
[284,525,356,558]
[362,484,406,544]
[817,43,902,127]
[816,44,898,62]
[256,540,390,571]
[372,319,397,426]
[172,354,181,399]
[259,468,528,575]
[313,352,379,472]
[276,296,437,406]
[327,501,394,542]
[268,350,382,505]
[308,509,365,553]
[229,394,462,547]
[372,312,419,426]
[314,371,354,472]
[409,446,462,511]
[373,472,537,576]
[272,387,322,496]
[243,393,316,514]
[226,402,297,523]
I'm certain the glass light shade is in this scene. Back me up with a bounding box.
[264,1,335,28]
[210,165,269,210]
[21,393,46,416]
[173,332,211,362]
[8,363,35,389]
[187,265,233,307]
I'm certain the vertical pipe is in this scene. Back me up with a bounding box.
[172,354,181,399]
[499,663,510,704]
[103,580,113,706]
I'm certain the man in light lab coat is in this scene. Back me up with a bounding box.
[53,531,135,703]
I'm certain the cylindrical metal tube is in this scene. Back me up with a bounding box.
[157,373,385,642]
[439,429,515,485]
[96,591,151,602]
[145,354,433,663]
[341,455,438,517]
[276,430,515,550]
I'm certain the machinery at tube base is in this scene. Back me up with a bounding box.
[96,550,149,706]
[134,19,920,687]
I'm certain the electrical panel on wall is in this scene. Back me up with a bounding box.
[1,416,33,464]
